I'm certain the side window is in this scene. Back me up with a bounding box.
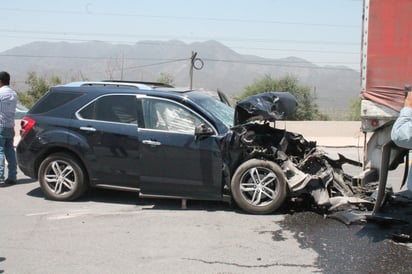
[143,99,203,134]
[30,91,84,114]
[78,95,138,124]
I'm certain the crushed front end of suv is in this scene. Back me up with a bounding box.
[17,81,368,214]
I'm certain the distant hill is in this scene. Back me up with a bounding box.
[0,40,360,119]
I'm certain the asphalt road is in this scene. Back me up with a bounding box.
[0,147,411,273]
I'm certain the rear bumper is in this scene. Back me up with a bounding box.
[16,141,37,179]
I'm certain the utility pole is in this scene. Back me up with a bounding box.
[189,51,197,90]
[189,51,204,90]
[120,53,124,80]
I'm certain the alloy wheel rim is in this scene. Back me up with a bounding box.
[239,167,279,207]
[44,160,76,195]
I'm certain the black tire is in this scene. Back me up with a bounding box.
[231,159,287,214]
[38,153,87,201]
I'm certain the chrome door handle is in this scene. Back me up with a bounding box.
[80,126,96,132]
[142,140,161,146]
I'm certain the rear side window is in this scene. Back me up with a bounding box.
[30,91,83,114]
[78,95,139,124]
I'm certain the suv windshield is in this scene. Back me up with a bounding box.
[190,92,234,128]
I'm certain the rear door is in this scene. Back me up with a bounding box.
[74,94,142,188]
[137,97,223,199]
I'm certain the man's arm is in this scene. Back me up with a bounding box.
[391,92,412,149]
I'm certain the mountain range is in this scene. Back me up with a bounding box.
[0,40,361,119]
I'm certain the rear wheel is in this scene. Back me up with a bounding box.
[38,153,87,201]
[231,159,287,214]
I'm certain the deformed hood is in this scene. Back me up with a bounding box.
[234,91,298,125]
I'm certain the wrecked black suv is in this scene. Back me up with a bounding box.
[17,81,362,214]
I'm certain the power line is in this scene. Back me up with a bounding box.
[1,34,360,57]
[3,8,361,28]
[0,53,357,65]
[0,29,359,46]
[0,53,359,71]
[231,46,359,55]
[205,58,358,65]
[0,53,187,62]
[203,58,358,71]
[124,59,188,70]
[2,34,140,45]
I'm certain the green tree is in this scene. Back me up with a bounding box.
[18,72,62,108]
[239,74,328,120]
[157,72,175,86]
[348,97,361,121]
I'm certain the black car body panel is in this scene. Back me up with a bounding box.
[17,83,233,200]
[137,128,224,199]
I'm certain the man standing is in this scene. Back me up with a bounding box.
[0,71,17,185]
[391,91,412,191]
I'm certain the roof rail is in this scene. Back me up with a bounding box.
[101,80,174,88]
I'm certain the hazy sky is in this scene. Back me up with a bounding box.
[3,0,363,70]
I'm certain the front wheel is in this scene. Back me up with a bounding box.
[38,153,87,201]
[231,159,287,214]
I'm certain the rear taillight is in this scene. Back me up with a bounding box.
[20,117,35,138]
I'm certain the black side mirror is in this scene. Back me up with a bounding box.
[195,123,214,136]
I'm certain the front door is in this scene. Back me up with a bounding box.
[137,97,223,199]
